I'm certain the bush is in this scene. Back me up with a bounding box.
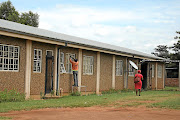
[0,89,25,103]
[70,91,81,96]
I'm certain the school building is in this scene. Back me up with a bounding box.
[0,19,166,99]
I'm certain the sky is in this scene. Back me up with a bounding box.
[1,0,180,54]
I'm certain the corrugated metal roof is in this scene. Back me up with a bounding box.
[0,19,163,60]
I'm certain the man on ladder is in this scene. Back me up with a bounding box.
[70,56,79,87]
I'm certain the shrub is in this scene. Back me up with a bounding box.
[0,89,25,103]
[70,91,81,96]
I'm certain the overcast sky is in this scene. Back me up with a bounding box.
[2,0,180,54]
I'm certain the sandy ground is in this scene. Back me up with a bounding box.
[0,106,180,120]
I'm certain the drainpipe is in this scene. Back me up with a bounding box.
[56,42,67,95]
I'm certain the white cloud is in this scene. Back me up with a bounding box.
[35,4,177,54]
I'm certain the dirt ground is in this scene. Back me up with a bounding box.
[0,106,180,120]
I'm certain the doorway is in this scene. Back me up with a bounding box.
[141,62,147,89]
[45,50,54,94]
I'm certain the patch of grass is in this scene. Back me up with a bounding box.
[0,89,25,103]
[0,90,180,113]
[149,97,180,109]
[0,116,12,119]
[164,86,179,91]
[101,89,121,94]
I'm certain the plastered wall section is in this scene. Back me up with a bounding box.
[115,56,125,90]
[59,47,78,93]
[128,58,138,90]
[0,35,26,93]
[30,41,56,95]
[81,50,97,92]
[100,53,112,91]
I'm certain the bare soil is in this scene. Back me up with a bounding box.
[0,106,180,120]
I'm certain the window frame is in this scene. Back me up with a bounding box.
[83,55,94,75]
[0,44,20,72]
[33,49,42,73]
[152,64,154,77]
[158,65,162,78]
[116,60,123,76]
[66,53,75,74]
[128,61,135,76]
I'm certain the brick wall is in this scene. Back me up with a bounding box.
[165,78,179,87]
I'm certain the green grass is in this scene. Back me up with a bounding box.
[0,116,12,119]
[0,90,180,113]
[164,86,179,91]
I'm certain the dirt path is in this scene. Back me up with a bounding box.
[0,106,180,120]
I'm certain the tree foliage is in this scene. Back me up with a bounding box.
[151,45,169,58]
[0,0,39,27]
[152,31,180,60]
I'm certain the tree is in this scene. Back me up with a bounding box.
[151,45,169,58]
[171,31,180,60]
[0,0,39,27]
[0,0,19,22]
[20,11,39,27]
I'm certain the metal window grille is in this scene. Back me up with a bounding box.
[0,44,19,71]
[83,55,93,75]
[158,65,162,78]
[66,53,75,73]
[152,64,154,77]
[116,60,123,76]
[33,49,42,73]
[128,62,135,76]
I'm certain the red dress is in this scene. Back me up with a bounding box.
[134,73,143,90]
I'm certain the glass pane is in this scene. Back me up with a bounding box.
[14,65,18,70]
[33,61,36,71]
[0,58,2,64]
[4,65,8,70]
[4,46,8,51]
[0,52,3,57]
[0,45,3,51]
[14,47,18,52]
[38,50,41,59]
[34,50,37,59]
[14,59,18,64]
[9,59,13,64]
[4,52,8,57]
[0,64,2,70]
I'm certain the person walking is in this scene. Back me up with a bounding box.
[134,70,143,96]
[70,56,79,87]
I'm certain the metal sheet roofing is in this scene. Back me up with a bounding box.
[0,19,163,60]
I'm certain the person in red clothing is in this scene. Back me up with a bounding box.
[134,70,143,96]
[70,56,79,87]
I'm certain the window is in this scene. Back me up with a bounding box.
[158,65,162,78]
[66,53,75,73]
[0,44,19,71]
[116,60,123,76]
[33,49,42,73]
[128,62,135,76]
[60,52,66,73]
[83,55,93,75]
[152,64,154,77]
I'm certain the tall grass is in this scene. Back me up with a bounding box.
[0,89,25,103]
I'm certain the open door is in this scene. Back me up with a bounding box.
[45,51,54,94]
[141,62,147,89]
